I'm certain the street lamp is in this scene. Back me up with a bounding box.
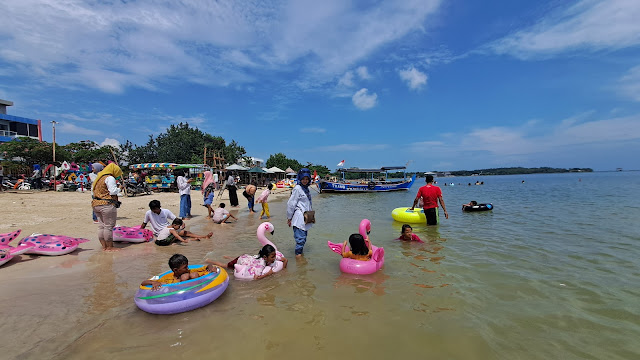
[50,121,58,162]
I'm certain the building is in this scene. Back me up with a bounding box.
[0,99,42,143]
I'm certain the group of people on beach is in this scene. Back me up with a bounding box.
[89,165,447,286]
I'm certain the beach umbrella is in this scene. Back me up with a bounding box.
[285,167,294,173]
[268,166,285,173]
[226,164,249,171]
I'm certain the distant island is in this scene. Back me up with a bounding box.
[431,167,593,177]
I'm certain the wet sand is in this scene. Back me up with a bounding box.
[0,186,291,359]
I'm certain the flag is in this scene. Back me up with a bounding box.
[313,169,318,182]
[337,160,345,167]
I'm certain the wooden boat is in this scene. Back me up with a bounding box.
[318,166,416,193]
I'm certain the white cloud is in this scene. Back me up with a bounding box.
[399,67,427,90]
[300,128,326,133]
[618,65,640,101]
[58,122,102,136]
[409,113,640,159]
[0,1,442,93]
[356,66,371,80]
[101,138,120,147]
[490,0,640,59]
[338,71,355,87]
[352,88,378,110]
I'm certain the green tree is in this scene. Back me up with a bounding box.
[266,153,302,171]
[223,140,246,165]
[308,164,330,177]
[0,138,62,165]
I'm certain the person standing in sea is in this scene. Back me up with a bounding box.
[91,163,122,251]
[227,173,239,207]
[287,168,313,257]
[410,174,448,225]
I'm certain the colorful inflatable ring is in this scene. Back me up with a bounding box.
[135,265,229,314]
[113,225,154,243]
[0,230,35,265]
[18,234,90,256]
[328,219,384,275]
[391,207,430,223]
[233,222,285,280]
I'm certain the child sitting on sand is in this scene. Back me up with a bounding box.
[342,234,373,261]
[207,244,287,280]
[141,253,219,290]
[212,203,237,224]
[397,224,424,243]
[256,183,272,219]
[155,218,213,246]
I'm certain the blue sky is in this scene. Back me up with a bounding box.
[1,0,639,171]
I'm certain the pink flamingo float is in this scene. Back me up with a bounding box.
[18,234,90,256]
[0,230,34,266]
[327,219,385,275]
[113,225,153,243]
[233,222,286,280]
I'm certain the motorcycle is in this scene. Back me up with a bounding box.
[124,180,152,197]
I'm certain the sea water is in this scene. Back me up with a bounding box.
[32,172,640,359]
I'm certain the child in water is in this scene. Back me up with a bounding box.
[155,218,213,246]
[141,253,218,290]
[207,244,288,280]
[342,234,373,261]
[397,224,424,243]
[462,200,478,210]
[256,183,272,220]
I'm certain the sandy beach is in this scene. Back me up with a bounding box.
[0,186,291,359]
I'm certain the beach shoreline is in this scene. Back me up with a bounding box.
[0,185,292,359]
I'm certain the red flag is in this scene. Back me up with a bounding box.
[313,169,318,182]
[337,160,345,167]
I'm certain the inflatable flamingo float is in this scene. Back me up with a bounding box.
[113,225,153,243]
[327,219,385,275]
[233,222,285,280]
[0,230,34,266]
[18,234,90,256]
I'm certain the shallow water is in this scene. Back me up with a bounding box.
[10,172,640,359]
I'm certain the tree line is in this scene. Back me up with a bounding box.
[0,122,329,176]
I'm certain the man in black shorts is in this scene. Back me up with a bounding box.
[410,175,449,225]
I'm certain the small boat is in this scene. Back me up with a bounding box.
[318,166,416,193]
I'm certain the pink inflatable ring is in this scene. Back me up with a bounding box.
[0,230,35,266]
[18,234,90,256]
[233,222,285,280]
[113,225,153,243]
[327,219,384,275]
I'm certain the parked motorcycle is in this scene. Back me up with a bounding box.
[124,180,152,197]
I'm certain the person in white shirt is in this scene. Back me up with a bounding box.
[176,169,192,220]
[140,200,177,236]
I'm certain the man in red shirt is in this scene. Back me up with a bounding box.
[410,174,448,225]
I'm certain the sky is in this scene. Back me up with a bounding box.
[1,0,639,171]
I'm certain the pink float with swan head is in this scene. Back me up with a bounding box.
[0,230,35,266]
[18,234,90,256]
[233,222,285,280]
[327,219,385,275]
[113,225,153,243]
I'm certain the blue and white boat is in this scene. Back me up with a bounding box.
[318,166,416,193]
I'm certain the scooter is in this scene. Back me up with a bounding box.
[125,180,152,196]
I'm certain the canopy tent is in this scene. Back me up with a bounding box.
[261,168,275,174]
[286,172,297,177]
[129,163,200,170]
[226,164,249,171]
[248,167,267,173]
[268,166,285,173]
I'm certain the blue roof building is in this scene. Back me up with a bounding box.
[0,99,42,143]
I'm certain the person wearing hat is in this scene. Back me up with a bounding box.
[286,168,314,257]
[89,163,104,223]
[91,163,123,251]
